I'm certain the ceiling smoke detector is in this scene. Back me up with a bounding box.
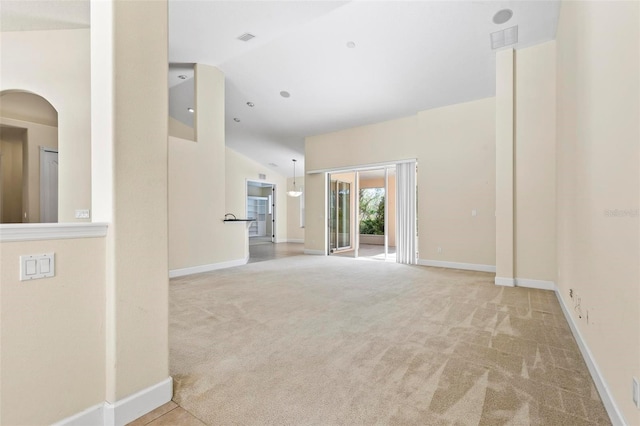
[233,117,241,122]
[237,33,256,42]
[280,91,291,98]
[247,101,255,107]
[493,9,513,25]
[490,25,518,49]
[346,41,356,48]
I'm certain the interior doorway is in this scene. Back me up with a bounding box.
[247,180,275,245]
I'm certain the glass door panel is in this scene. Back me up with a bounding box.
[329,178,351,252]
[338,181,350,249]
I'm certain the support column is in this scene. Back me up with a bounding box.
[91,0,171,423]
[495,48,515,286]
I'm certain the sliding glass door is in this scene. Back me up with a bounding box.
[329,179,351,252]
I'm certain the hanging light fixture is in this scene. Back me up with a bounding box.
[287,159,302,197]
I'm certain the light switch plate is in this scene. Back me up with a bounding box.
[20,253,55,281]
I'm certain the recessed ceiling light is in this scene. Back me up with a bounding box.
[493,9,513,25]
[187,107,194,113]
[233,117,241,122]
[280,91,291,98]
[178,75,187,80]
[346,41,356,48]
[247,101,255,107]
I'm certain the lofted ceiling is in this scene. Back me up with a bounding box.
[169,1,561,176]
[1,1,561,178]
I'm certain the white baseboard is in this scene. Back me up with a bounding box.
[52,403,104,426]
[418,259,496,273]
[169,258,248,278]
[495,276,516,287]
[53,377,173,426]
[104,377,173,426]
[285,239,304,244]
[555,290,625,426]
[514,277,556,291]
[495,277,556,290]
[304,249,326,256]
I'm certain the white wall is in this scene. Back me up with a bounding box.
[0,29,91,222]
[556,2,639,424]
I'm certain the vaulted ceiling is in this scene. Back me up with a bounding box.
[169,1,560,175]
[1,0,561,177]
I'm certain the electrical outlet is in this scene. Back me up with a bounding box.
[75,209,90,219]
[633,377,639,408]
[437,247,442,253]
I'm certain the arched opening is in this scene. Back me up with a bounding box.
[0,90,58,223]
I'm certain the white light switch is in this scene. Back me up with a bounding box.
[26,259,37,275]
[472,209,477,217]
[20,253,55,281]
[40,258,51,274]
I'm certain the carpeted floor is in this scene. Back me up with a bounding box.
[169,255,610,425]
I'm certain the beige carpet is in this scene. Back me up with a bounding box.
[170,255,610,425]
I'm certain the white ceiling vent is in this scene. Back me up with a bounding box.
[491,25,518,49]
[237,33,256,42]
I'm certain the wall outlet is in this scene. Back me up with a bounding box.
[471,209,477,217]
[75,209,90,219]
[633,377,639,408]
[437,247,442,253]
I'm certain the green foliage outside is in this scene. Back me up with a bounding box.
[359,188,385,235]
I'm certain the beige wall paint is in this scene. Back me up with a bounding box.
[0,237,106,425]
[108,0,169,400]
[0,117,58,223]
[0,29,91,222]
[514,42,557,282]
[556,2,639,424]
[495,49,515,281]
[0,127,25,223]
[226,147,288,243]
[287,176,306,242]
[169,116,195,141]
[305,98,496,265]
[169,65,246,270]
[418,99,496,265]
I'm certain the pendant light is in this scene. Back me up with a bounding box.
[287,159,302,197]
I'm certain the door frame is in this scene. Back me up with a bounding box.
[246,179,276,243]
[40,147,59,223]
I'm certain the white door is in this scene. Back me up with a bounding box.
[40,148,58,223]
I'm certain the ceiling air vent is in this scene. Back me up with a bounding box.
[490,25,518,49]
[237,33,256,42]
